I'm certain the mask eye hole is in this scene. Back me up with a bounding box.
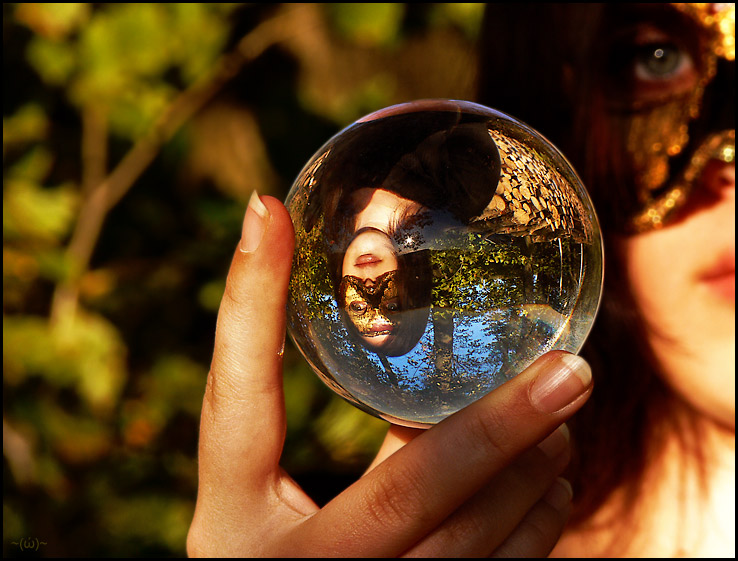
[384,299,400,313]
[349,301,368,315]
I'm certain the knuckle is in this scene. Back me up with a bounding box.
[438,510,494,553]
[462,405,516,460]
[361,463,431,530]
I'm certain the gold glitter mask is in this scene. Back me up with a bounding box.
[626,3,735,232]
[339,270,400,339]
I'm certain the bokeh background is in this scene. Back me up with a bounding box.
[3,3,484,556]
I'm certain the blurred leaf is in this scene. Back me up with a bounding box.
[197,279,225,312]
[104,82,178,140]
[15,3,91,39]
[431,3,485,38]
[283,359,321,435]
[101,494,193,554]
[144,354,207,419]
[5,144,54,182]
[2,502,26,541]
[3,315,64,386]
[326,3,406,47]
[2,179,78,244]
[80,3,172,79]
[41,402,113,463]
[78,268,116,301]
[314,398,386,463]
[3,248,41,285]
[25,34,78,86]
[2,104,49,150]
[3,311,127,414]
[56,311,127,414]
[167,3,238,85]
[121,354,207,448]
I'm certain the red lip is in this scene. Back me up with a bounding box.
[700,252,735,304]
[363,322,394,336]
[356,253,381,266]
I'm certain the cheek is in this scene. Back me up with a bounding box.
[622,224,735,426]
[623,232,689,328]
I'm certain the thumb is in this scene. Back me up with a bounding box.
[197,193,295,501]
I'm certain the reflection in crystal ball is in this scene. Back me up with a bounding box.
[285,100,603,428]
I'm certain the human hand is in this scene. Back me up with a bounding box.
[187,194,593,557]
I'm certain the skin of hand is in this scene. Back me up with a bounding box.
[186,194,594,558]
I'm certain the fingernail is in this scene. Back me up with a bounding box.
[530,353,592,413]
[240,191,269,253]
[537,423,570,459]
[543,477,573,511]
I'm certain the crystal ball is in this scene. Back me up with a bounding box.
[285,100,603,428]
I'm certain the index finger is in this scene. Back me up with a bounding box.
[198,194,295,497]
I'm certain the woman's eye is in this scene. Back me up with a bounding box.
[606,27,702,107]
[349,301,367,314]
[634,43,691,81]
[385,301,400,313]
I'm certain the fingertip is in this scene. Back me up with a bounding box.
[240,193,295,257]
[528,351,592,414]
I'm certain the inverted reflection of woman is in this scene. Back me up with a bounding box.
[307,113,501,366]
[332,191,433,372]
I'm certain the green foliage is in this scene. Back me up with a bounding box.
[326,3,406,47]
[3,3,482,556]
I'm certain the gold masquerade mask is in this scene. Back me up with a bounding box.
[627,3,735,232]
[339,270,400,338]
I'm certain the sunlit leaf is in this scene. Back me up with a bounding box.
[314,397,386,463]
[2,180,79,244]
[283,359,321,435]
[25,35,78,86]
[104,82,178,140]
[15,3,91,40]
[431,3,485,38]
[2,311,127,415]
[168,3,235,84]
[143,354,207,419]
[54,311,127,414]
[326,3,406,47]
[5,145,54,182]
[197,279,225,312]
[3,315,64,386]
[101,494,194,553]
[2,104,49,149]
[41,402,113,463]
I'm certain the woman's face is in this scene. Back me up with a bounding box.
[342,228,398,281]
[339,188,425,352]
[624,160,735,428]
[598,4,735,427]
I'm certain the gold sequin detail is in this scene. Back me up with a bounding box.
[673,3,735,61]
[631,129,735,232]
[628,3,734,231]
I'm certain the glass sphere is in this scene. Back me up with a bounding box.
[285,100,603,428]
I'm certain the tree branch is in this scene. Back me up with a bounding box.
[50,4,306,326]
